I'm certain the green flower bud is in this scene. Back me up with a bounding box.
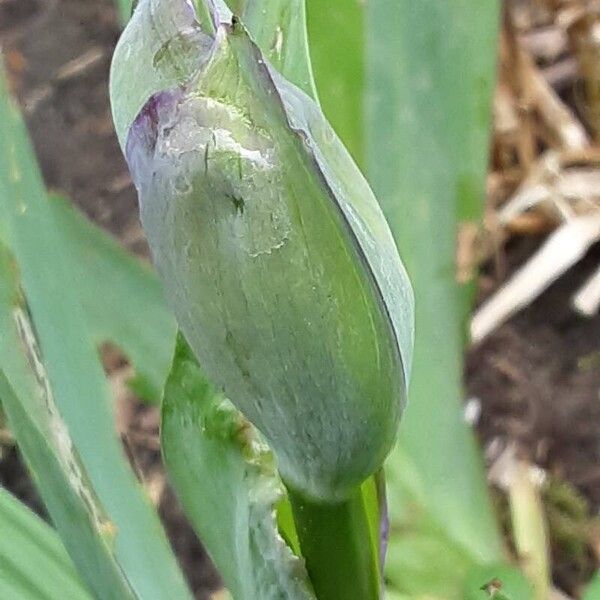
[112,0,413,502]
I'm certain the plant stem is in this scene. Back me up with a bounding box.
[287,486,381,600]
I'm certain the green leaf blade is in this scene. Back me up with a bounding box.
[0,365,135,600]
[0,64,192,600]
[0,486,92,600]
[365,0,504,569]
[162,334,316,600]
[239,0,317,99]
[48,194,176,403]
[306,0,364,165]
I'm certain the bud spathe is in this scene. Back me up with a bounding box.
[112,0,414,501]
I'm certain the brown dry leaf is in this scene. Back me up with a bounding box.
[573,265,600,316]
[520,46,590,150]
[563,1,600,139]
[488,443,551,600]
[472,214,600,343]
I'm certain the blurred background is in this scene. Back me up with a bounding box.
[0,0,598,598]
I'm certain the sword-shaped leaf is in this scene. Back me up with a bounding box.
[162,334,316,600]
[0,64,192,600]
[47,195,176,403]
[0,486,92,600]
[365,0,504,573]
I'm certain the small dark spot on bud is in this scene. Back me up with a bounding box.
[231,14,240,29]
[226,193,245,215]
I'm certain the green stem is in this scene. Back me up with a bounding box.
[287,486,381,600]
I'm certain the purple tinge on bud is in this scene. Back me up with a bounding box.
[126,88,184,193]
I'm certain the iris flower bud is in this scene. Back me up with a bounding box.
[112,0,413,502]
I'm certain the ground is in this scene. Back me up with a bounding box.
[0,0,598,597]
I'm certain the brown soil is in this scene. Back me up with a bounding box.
[0,0,598,598]
[469,236,600,511]
[469,236,600,595]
